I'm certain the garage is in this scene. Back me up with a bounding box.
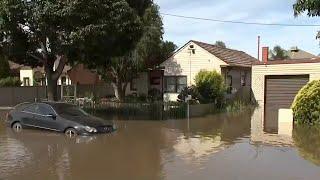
[265,75,309,109]
[264,75,309,132]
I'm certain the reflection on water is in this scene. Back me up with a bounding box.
[0,109,320,180]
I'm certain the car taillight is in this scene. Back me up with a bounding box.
[5,112,11,121]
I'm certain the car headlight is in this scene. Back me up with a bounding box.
[84,126,97,133]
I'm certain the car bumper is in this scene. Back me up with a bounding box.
[76,126,115,136]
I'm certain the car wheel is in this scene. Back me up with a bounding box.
[65,128,77,137]
[12,122,22,132]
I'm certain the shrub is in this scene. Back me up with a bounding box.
[177,85,201,104]
[292,80,320,125]
[148,88,162,102]
[195,70,225,105]
[0,77,22,87]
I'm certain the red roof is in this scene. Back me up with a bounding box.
[192,40,258,67]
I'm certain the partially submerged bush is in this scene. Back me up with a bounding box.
[292,80,320,125]
[177,85,202,104]
[195,70,225,106]
[0,77,22,87]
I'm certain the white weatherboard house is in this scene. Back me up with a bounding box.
[161,40,258,101]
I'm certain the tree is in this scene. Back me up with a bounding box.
[269,45,289,60]
[294,0,320,39]
[0,54,10,79]
[194,70,225,105]
[215,41,227,48]
[0,0,147,101]
[88,4,176,101]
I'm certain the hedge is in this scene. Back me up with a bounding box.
[291,80,320,125]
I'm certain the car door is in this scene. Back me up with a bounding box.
[21,104,38,127]
[33,103,62,132]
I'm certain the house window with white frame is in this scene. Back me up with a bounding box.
[164,76,187,93]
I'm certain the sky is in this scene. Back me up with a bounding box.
[154,0,320,58]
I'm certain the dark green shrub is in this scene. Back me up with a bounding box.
[148,88,162,102]
[0,77,22,87]
[195,70,225,105]
[177,85,202,104]
[292,80,320,125]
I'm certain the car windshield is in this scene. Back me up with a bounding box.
[52,104,89,117]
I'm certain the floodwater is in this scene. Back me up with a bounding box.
[0,108,320,180]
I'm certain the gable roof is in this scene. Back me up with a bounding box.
[287,48,317,60]
[191,40,258,67]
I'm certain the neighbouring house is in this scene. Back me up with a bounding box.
[9,60,72,86]
[251,47,320,132]
[160,40,258,101]
[287,46,317,60]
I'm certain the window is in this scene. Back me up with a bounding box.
[61,76,67,85]
[23,77,30,86]
[24,104,38,114]
[226,75,232,94]
[37,104,55,116]
[164,76,187,93]
[241,73,246,86]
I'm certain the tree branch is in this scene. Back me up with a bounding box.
[28,53,44,62]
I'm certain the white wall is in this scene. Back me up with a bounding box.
[20,69,34,86]
[161,41,227,86]
[161,41,227,101]
[252,62,320,106]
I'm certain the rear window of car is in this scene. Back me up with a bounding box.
[14,103,32,111]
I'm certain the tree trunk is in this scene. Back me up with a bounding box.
[112,80,127,102]
[46,71,59,101]
[44,56,66,101]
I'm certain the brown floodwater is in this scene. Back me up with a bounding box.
[1,108,320,180]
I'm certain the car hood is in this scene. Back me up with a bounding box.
[61,115,112,127]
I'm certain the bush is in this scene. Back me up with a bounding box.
[0,77,22,87]
[195,70,225,105]
[0,55,10,79]
[292,80,320,125]
[177,85,201,104]
[148,88,162,102]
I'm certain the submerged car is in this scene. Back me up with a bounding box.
[5,102,115,136]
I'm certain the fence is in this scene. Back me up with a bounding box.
[0,85,115,107]
[85,102,215,120]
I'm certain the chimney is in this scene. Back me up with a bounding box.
[262,47,269,64]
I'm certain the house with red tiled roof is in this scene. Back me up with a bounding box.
[160,40,258,101]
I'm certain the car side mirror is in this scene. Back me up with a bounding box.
[47,114,56,120]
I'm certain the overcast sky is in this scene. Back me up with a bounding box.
[155,0,320,58]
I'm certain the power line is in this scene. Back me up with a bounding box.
[161,13,320,27]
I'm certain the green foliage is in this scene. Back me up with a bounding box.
[292,80,320,125]
[293,125,320,165]
[148,88,162,102]
[195,70,225,105]
[0,0,148,100]
[293,0,320,39]
[214,41,226,48]
[95,3,176,101]
[0,55,10,79]
[294,0,320,17]
[177,85,202,104]
[0,77,21,87]
[269,45,289,60]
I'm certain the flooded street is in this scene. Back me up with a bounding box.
[1,108,320,180]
